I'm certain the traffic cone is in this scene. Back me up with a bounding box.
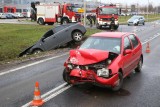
[30,81,44,106]
[146,42,150,53]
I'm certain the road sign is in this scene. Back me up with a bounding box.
[78,8,84,13]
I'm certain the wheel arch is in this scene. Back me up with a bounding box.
[31,48,43,54]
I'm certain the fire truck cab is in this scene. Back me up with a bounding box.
[36,3,80,25]
[96,4,119,29]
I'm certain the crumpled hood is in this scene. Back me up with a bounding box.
[69,49,109,65]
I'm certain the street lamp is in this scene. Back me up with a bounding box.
[83,0,86,26]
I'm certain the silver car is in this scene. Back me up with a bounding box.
[127,15,145,26]
[19,23,86,57]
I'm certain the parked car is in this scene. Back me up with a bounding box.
[5,13,18,19]
[127,15,145,26]
[0,13,7,19]
[14,12,24,18]
[63,32,143,91]
[19,23,86,57]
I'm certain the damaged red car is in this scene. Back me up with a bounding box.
[63,32,143,91]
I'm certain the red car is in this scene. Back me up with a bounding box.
[63,32,143,91]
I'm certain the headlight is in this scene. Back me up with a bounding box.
[97,68,109,78]
[67,64,73,69]
[107,60,111,64]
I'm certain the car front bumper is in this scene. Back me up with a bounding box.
[69,69,119,87]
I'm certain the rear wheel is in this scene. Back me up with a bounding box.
[135,57,143,72]
[72,31,83,42]
[61,18,69,24]
[63,68,71,84]
[112,72,123,91]
[38,18,44,25]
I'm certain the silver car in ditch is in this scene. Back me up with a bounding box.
[19,23,86,57]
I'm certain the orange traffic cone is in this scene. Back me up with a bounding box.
[30,81,44,106]
[146,42,150,53]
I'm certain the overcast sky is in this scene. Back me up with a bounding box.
[100,0,160,6]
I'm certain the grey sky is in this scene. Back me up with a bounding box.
[101,0,160,6]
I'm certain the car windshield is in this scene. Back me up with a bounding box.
[99,7,118,15]
[79,36,121,54]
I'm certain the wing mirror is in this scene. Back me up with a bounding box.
[124,49,132,55]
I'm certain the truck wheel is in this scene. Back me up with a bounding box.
[112,72,123,91]
[61,19,69,24]
[38,18,44,25]
[72,31,83,42]
[63,68,71,84]
[114,25,119,30]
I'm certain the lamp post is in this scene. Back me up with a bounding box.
[83,0,86,26]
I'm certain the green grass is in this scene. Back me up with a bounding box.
[0,24,52,61]
[0,24,101,62]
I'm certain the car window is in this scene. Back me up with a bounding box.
[43,30,54,39]
[128,34,139,48]
[124,37,132,50]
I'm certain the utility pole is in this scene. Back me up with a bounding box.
[83,0,86,26]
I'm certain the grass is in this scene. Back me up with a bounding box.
[0,24,101,62]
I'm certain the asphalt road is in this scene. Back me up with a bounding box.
[0,21,160,107]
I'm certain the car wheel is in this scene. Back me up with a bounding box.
[61,19,69,24]
[135,58,143,72]
[143,22,145,25]
[38,18,44,25]
[112,72,123,91]
[32,49,42,55]
[72,31,83,42]
[63,68,71,84]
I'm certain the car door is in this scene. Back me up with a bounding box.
[53,25,72,44]
[122,36,133,77]
[41,29,61,50]
[128,34,141,69]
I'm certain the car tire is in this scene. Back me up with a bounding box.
[61,19,69,25]
[143,22,145,25]
[135,57,143,72]
[112,72,123,91]
[38,18,45,25]
[72,31,83,42]
[32,49,42,55]
[63,68,71,84]
[114,25,119,30]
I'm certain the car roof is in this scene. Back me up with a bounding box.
[91,32,130,38]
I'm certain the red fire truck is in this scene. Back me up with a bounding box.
[35,3,81,25]
[96,4,119,29]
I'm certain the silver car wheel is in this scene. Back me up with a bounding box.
[73,32,83,42]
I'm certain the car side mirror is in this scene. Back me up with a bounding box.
[124,49,132,55]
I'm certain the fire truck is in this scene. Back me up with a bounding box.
[95,4,119,29]
[35,2,81,25]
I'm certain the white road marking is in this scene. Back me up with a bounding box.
[142,33,160,45]
[0,53,68,76]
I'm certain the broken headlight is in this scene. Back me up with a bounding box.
[97,68,110,78]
